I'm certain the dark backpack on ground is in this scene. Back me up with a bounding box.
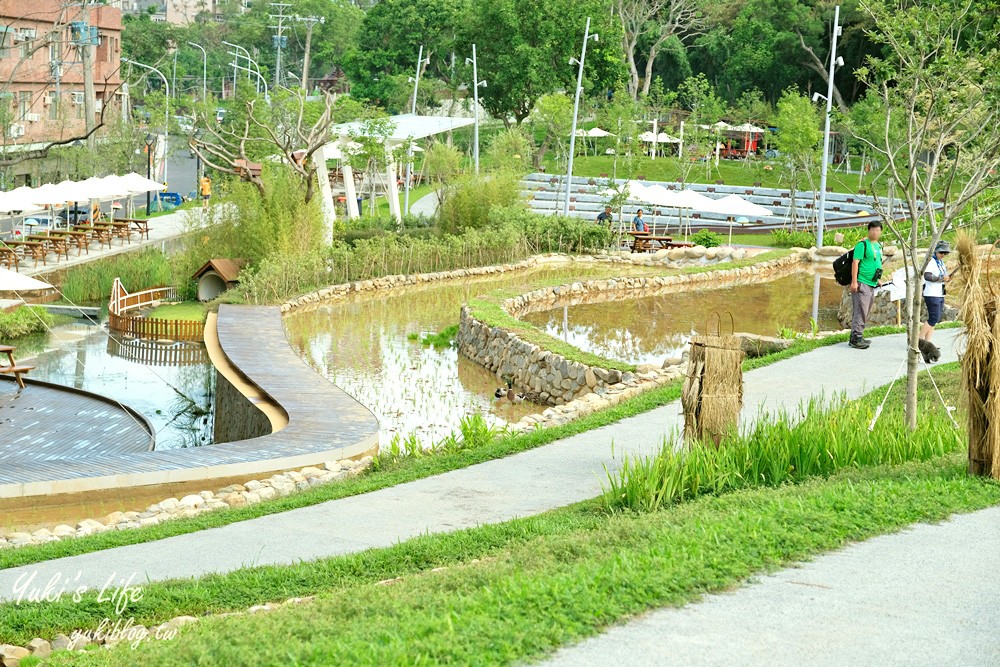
[833,241,866,286]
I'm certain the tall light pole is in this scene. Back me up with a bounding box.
[122,57,169,186]
[188,41,207,101]
[223,41,254,94]
[814,4,843,248]
[563,17,598,217]
[465,44,487,174]
[230,59,269,101]
[404,45,429,216]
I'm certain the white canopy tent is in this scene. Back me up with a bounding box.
[319,114,476,234]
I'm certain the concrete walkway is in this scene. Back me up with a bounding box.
[542,505,1000,667]
[21,206,211,278]
[0,329,961,600]
[409,189,440,218]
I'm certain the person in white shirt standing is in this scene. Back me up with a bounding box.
[920,240,951,347]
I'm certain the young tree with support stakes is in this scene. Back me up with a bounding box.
[852,0,1000,434]
[773,89,821,227]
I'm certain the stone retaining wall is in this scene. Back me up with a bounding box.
[214,371,274,444]
[457,251,809,426]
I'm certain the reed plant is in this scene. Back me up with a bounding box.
[603,396,962,512]
[59,248,173,303]
[0,306,55,340]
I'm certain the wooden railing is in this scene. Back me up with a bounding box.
[106,336,209,366]
[107,277,205,342]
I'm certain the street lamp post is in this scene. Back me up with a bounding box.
[564,17,598,217]
[223,42,257,94]
[814,4,843,248]
[123,57,169,187]
[465,45,487,174]
[229,59,269,101]
[188,41,207,101]
[145,133,155,213]
[403,46,430,216]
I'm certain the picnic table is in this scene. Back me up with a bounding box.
[73,224,113,250]
[0,344,34,389]
[103,220,134,245]
[117,218,152,241]
[628,231,697,253]
[2,240,45,267]
[27,234,71,261]
[50,230,90,256]
[0,246,18,270]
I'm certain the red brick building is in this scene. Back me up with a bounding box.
[0,0,122,147]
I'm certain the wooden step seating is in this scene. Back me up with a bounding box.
[0,345,34,389]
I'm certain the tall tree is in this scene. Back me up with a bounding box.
[616,0,704,99]
[530,93,574,171]
[342,0,469,109]
[772,88,821,224]
[851,0,1000,435]
[464,0,624,125]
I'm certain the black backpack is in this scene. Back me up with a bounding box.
[833,241,866,286]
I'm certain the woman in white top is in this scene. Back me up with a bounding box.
[920,240,951,342]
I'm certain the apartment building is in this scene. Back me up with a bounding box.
[0,0,123,147]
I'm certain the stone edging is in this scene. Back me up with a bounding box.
[278,248,749,313]
[458,251,809,432]
[0,457,373,552]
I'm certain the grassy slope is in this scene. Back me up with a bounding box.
[42,456,1000,666]
[12,366,991,659]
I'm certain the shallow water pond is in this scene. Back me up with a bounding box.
[20,322,216,449]
[521,272,843,366]
[284,265,669,447]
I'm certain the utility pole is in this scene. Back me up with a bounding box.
[297,15,324,92]
[78,1,97,149]
[269,3,291,89]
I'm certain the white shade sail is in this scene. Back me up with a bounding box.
[0,267,53,291]
[706,194,774,217]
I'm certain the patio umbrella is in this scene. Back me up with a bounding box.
[0,267,53,292]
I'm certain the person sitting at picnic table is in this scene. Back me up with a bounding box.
[632,209,648,233]
[596,206,613,227]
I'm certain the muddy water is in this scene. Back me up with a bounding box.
[283,265,668,447]
[522,273,843,366]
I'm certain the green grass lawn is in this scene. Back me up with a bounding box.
[26,365,1000,666]
[145,301,206,322]
[545,155,877,195]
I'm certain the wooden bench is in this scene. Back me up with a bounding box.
[0,246,18,270]
[28,234,70,261]
[3,240,45,267]
[73,225,113,250]
[50,230,90,256]
[0,345,33,389]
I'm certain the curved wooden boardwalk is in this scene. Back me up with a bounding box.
[0,305,379,499]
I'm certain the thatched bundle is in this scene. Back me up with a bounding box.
[957,231,1000,478]
[682,333,745,446]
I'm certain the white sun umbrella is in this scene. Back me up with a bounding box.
[704,194,774,245]
[0,189,45,236]
[24,183,72,230]
[587,127,613,137]
[0,266,53,292]
[638,184,681,233]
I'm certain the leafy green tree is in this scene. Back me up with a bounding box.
[530,93,574,171]
[464,0,625,125]
[122,14,177,68]
[423,141,464,207]
[486,127,534,172]
[772,88,820,224]
[676,73,724,182]
[342,0,469,109]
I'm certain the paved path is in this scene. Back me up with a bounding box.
[542,505,1000,667]
[409,190,440,218]
[0,329,961,600]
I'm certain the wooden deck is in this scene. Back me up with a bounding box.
[0,377,153,464]
[0,305,379,499]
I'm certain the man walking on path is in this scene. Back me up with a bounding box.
[850,220,884,350]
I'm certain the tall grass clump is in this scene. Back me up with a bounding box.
[0,306,55,340]
[60,248,173,302]
[603,397,961,512]
[438,172,523,234]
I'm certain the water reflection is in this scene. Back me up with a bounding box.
[284,265,666,446]
[23,322,216,449]
[522,273,843,366]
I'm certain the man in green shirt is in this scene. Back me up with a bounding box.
[849,220,884,349]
